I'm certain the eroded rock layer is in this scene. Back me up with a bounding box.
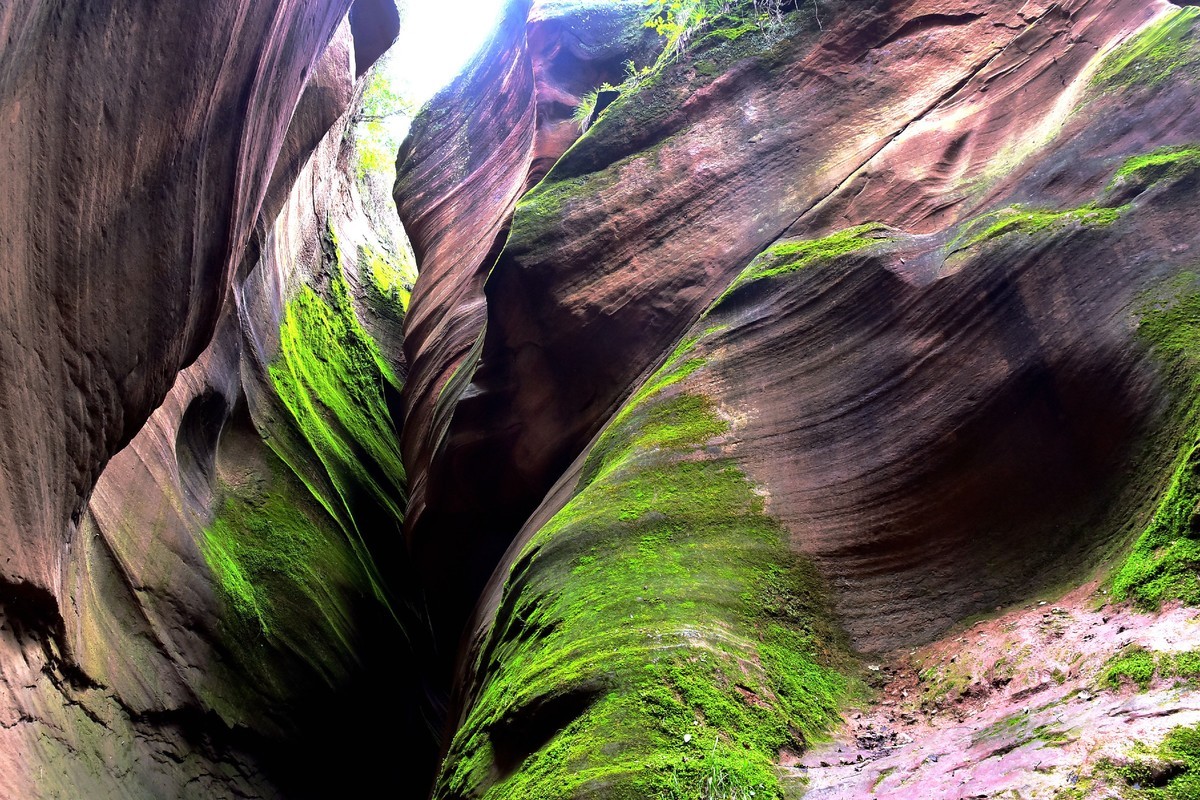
[0,2,418,797]
[393,0,660,671]
[391,1,1200,797]
[5,0,1200,796]
[0,0,349,597]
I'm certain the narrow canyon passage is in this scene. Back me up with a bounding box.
[3,2,1200,799]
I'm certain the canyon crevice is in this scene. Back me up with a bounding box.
[4,0,1200,797]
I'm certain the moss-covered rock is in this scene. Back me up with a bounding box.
[265,222,406,605]
[716,223,892,303]
[1114,271,1200,609]
[1091,8,1200,92]
[1100,645,1200,692]
[435,276,859,800]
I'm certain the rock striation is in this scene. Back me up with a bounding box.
[0,1,415,797]
[393,0,660,673]
[5,0,1200,797]
[392,0,1200,796]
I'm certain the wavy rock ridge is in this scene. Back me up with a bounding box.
[0,1,423,797]
[396,0,1200,797]
[4,0,1200,798]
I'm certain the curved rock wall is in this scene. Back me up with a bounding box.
[4,0,1200,796]
[391,1,1200,796]
[405,0,1189,641]
[0,2,414,797]
[0,0,353,598]
[393,0,660,663]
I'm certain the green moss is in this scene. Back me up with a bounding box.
[1170,650,1200,680]
[541,0,820,188]
[916,659,974,708]
[1113,274,1200,609]
[1160,724,1200,796]
[970,705,1073,752]
[508,172,606,246]
[192,444,378,729]
[359,242,416,314]
[434,321,856,799]
[1101,646,1159,691]
[1100,646,1200,691]
[581,327,727,485]
[971,710,1033,745]
[1091,8,1200,91]
[267,222,406,603]
[716,223,891,304]
[200,467,362,644]
[1035,724,1073,747]
[1112,145,1200,189]
[872,766,897,790]
[950,202,1127,254]
[1099,723,1200,799]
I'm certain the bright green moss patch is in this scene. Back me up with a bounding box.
[201,471,362,647]
[1101,646,1159,690]
[1101,723,1200,799]
[1156,725,1200,799]
[1112,145,1200,190]
[582,328,727,485]
[359,242,416,314]
[202,516,263,627]
[435,325,856,799]
[1100,646,1200,691]
[267,222,406,600]
[1113,275,1200,609]
[950,203,1127,254]
[1112,449,1200,609]
[717,223,891,303]
[1091,7,1200,91]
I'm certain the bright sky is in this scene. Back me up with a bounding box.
[386,0,510,109]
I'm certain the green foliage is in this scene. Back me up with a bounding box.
[433,319,855,799]
[267,223,406,603]
[572,57,648,136]
[353,51,415,183]
[644,0,717,51]
[1091,7,1200,91]
[572,89,600,132]
[644,0,785,56]
[1100,646,1200,691]
[572,83,622,133]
